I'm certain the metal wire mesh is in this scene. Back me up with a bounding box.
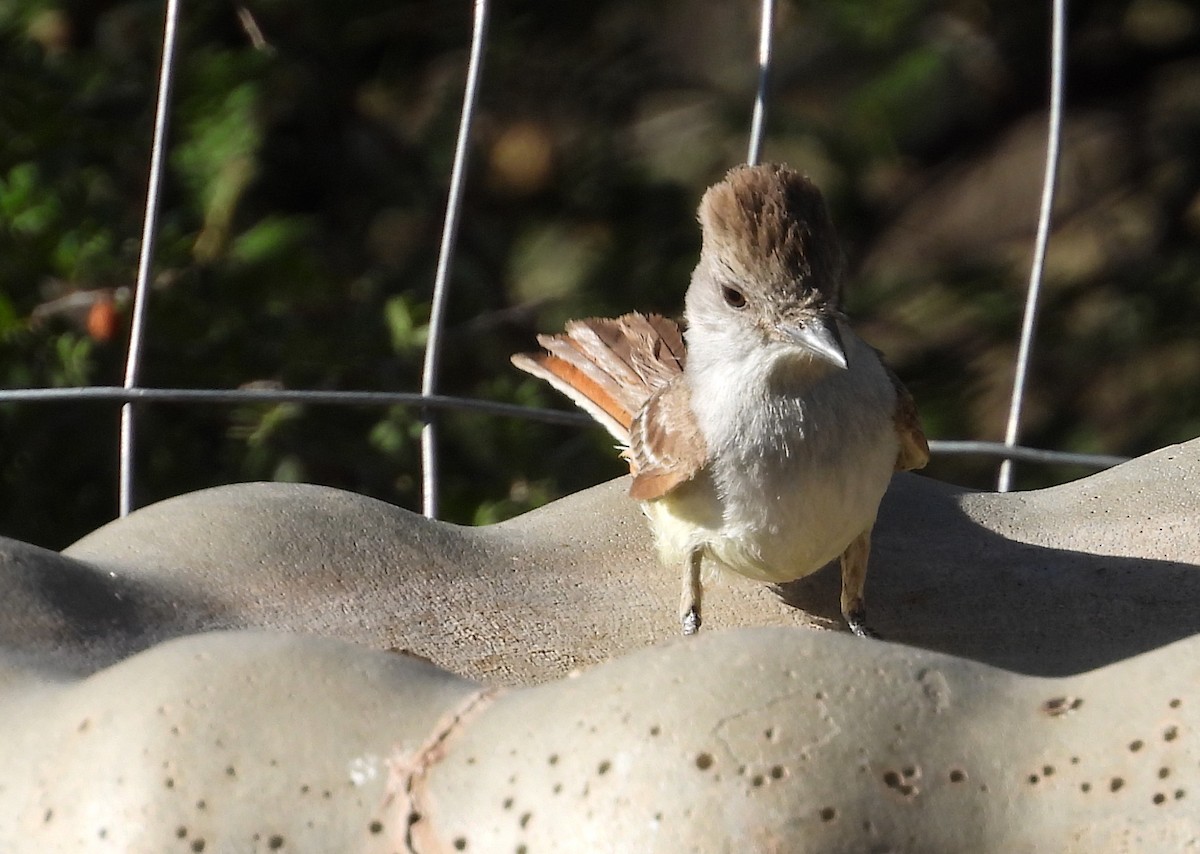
[0,0,1126,522]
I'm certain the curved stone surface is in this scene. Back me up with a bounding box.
[0,632,478,850]
[3,628,1198,852]
[2,440,1200,850]
[400,627,1200,853]
[3,440,1199,683]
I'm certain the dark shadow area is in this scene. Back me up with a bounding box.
[776,478,1200,677]
[0,538,228,675]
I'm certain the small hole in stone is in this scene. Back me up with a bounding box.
[695,753,714,771]
[1153,793,1167,805]
[649,725,661,737]
[1110,777,1125,793]
[764,727,775,741]
[196,800,206,810]
[300,784,310,794]
[548,754,559,766]
[502,798,514,810]
[453,838,467,851]
[597,760,611,775]
[225,766,236,777]
[883,771,900,787]
[519,812,532,829]
[1081,782,1092,793]
[267,836,284,850]
[1070,757,1079,765]
[1169,699,1181,709]
[949,769,966,783]
[751,775,765,788]
[1175,789,1186,800]
[1164,726,1179,742]
[902,767,917,779]
[1028,774,1040,785]
[1159,767,1171,779]
[191,841,206,853]
[1129,740,1144,752]
[516,846,528,854]
[176,826,187,839]
[98,828,107,839]
[814,691,826,700]
[368,821,383,834]
[552,783,562,795]
[769,765,786,780]
[1043,765,1055,776]
[819,807,836,822]
[165,778,175,789]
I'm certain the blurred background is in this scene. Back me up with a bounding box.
[1,0,1199,549]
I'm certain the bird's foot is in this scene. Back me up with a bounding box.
[845,606,881,639]
[681,606,701,636]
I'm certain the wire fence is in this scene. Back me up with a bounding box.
[0,0,1130,522]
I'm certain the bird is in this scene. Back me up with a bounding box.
[512,163,929,637]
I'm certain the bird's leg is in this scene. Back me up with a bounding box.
[839,528,880,639]
[679,548,704,635]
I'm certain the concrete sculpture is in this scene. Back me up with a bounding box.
[3,440,1200,850]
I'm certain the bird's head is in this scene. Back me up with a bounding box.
[685,163,848,372]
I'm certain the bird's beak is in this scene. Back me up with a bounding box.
[779,314,848,370]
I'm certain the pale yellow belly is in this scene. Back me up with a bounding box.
[643,454,892,584]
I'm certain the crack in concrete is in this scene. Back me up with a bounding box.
[384,686,502,854]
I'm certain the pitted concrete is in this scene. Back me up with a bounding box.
[2,440,1199,850]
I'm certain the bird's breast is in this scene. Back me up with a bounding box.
[652,333,900,583]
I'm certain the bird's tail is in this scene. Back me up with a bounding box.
[511,312,687,445]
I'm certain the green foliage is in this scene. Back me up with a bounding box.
[2,0,1199,548]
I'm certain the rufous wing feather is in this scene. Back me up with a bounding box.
[511,313,689,450]
[628,377,708,500]
[510,350,635,442]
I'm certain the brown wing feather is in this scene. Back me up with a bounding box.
[628,377,708,500]
[512,313,689,451]
[510,350,635,441]
[883,363,930,472]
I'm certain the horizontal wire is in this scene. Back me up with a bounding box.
[0,386,1128,469]
[0,386,591,427]
[927,440,1125,469]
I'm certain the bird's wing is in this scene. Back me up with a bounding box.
[884,363,930,472]
[511,313,687,446]
[627,376,709,501]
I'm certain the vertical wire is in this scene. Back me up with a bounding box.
[420,0,491,519]
[746,0,776,166]
[997,0,1067,493]
[118,0,183,517]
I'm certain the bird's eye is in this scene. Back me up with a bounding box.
[721,286,747,309]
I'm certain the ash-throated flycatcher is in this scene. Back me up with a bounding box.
[513,163,929,636]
